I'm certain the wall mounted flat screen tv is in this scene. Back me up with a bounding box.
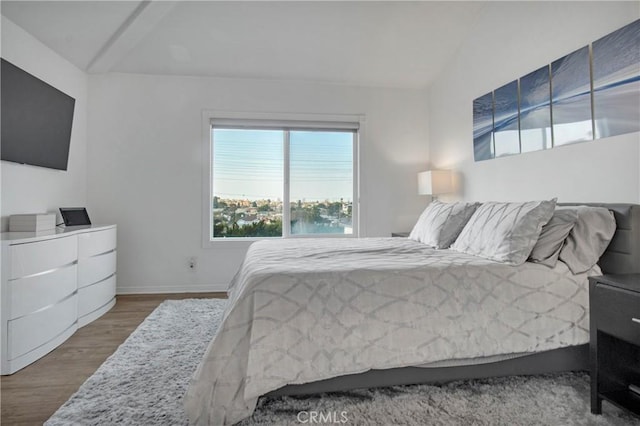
[1,58,75,171]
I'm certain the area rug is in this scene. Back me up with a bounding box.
[47,299,639,425]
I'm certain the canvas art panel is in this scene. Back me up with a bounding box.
[473,92,494,161]
[493,80,520,157]
[551,46,593,147]
[519,65,552,153]
[592,19,640,139]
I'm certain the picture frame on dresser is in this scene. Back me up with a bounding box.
[0,225,116,375]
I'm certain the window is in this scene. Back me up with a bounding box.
[207,117,359,241]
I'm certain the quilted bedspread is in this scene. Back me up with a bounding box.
[184,238,594,425]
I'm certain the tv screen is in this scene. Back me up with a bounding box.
[1,58,75,171]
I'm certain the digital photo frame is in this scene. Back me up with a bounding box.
[59,207,91,226]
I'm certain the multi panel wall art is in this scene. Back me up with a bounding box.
[473,18,640,162]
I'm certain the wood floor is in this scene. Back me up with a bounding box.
[0,293,225,426]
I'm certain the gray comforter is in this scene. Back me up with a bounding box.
[184,237,594,425]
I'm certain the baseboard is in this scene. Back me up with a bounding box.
[116,283,229,295]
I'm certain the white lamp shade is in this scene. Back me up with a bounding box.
[418,170,452,195]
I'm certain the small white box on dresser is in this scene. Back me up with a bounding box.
[9,213,56,232]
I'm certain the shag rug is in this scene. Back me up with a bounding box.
[47,299,639,426]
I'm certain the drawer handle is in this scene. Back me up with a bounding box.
[8,260,78,281]
[89,248,116,258]
[633,318,640,325]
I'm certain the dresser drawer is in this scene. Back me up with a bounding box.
[7,293,77,360]
[78,274,116,318]
[8,236,77,280]
[78,250,116,288]
[9,264,77,319]
[592,283,640,345]
[78,228,116,259]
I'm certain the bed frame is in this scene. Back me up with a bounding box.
[268,203,640,397]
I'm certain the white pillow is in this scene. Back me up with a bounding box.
[409,200,479,249]
[451,199,556,265]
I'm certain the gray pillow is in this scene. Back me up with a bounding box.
[557,206,616,274]
[409,200,479,249]
[528,209,579,267]
[451,199,556,265]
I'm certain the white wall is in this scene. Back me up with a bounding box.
[87,73,429,293]
[0,17,89,230]
[428,2,640,203]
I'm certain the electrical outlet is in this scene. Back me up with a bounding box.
[188,256,198,271]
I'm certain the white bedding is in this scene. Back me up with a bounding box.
[184,237,595,425]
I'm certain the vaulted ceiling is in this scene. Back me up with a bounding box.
[1,1,485,89]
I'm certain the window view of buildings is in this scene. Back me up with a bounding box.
[211,127,355,238]
[212,196,353,237]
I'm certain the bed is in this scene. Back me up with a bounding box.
[184,202,640,425]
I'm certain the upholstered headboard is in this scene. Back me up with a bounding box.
[559,203,640,275]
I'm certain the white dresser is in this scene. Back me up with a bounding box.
[1,225,116,375]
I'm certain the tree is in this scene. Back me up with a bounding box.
[308,205,322,223]
[213,218,225,237]
[328,202,342,216]
[224,219,282,237]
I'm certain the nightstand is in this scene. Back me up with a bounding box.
[391,232,410,238]
[589,274,640,417]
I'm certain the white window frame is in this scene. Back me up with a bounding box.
[201,110,364,248]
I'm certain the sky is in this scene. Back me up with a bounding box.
[212,129,353,202]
